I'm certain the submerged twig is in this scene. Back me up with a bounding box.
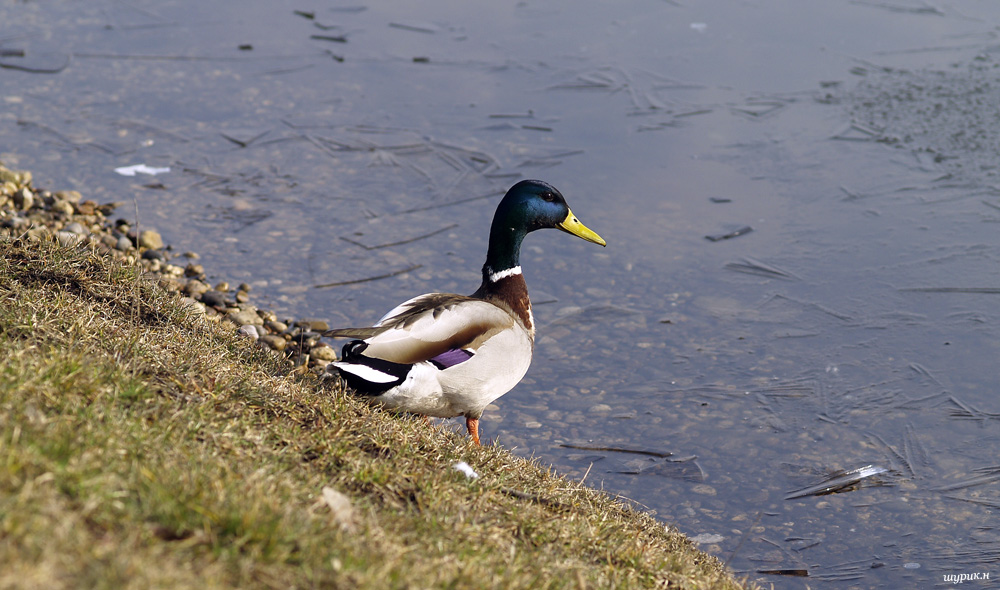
[0,53,70,74]
[705,226,753,242]
[560,442,673,458]
[313,264,422,289]
[339,223,458,251]
[725,258,799,281]
[900,287,1000,294]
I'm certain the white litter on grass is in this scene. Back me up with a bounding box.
[114,164,171,177]
[452,461,479,479]
[321,486,357,532]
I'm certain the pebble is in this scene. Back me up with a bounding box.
[297,319,329,332]
[138,230,163,250]
[158,276,185,292]
[63,221,88,235]
[199,290,228,309]
[265,319,288,333]
[0,161,349,378]
[75,201,97,216]
[588,404,613,413]
[238,324,260,340]
[55,190,81,203]
[13,188,33,211]
[177,297,205,315]
[52,200,75,216]
[227,308,263,326]
[310,344,337,361]
[260,334,287,351]
[56,231,83,247]
[1,215,28,230]
[183,279,209,298]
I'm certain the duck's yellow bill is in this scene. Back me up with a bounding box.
[557,209,606,247]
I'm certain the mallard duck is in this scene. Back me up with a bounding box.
[324,179,606,445]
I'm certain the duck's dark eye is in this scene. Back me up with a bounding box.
[540,191,556,202]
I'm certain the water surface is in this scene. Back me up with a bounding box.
[4,1,1000,586]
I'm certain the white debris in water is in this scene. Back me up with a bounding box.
[690,533,725,544]
[114,164,171,176]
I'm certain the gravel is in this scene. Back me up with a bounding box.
[0,161,341,373]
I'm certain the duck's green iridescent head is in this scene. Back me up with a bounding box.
[484,180,606,275]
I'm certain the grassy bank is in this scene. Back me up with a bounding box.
[0,228,749,588]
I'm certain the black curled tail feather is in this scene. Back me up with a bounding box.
[342,340,369,361]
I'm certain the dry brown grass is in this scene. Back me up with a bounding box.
[0,236,751,590]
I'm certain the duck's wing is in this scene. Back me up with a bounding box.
[325,293,519,365]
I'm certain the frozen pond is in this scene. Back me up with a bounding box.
[4,1,1000,586]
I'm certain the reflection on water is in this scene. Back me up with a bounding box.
[4,0,1000,586]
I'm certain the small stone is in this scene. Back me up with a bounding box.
[138,230,163,250]
[55,190,82,203]
[162,264,184,277]
[238,324,260,340]
[51,200,74,216]
[13,188,33,211]
[116,236,133,251]
[237,282,251,293]
[310,344,337,361]
[524,421,543,429]
[183,279,209,298]
[227,308,263,326]
[184,263,204,278]
[265,320,288,333]
[75,201,97,216]
[56,231,83,247]
[199,290,228,309]
[1,215,28,230]
[235,290,250,303]
[181,251,200,259]
[141,248,164,261]
[26,227,47,242]
[177,297,205,316]
[297,319,329,332]
[63,221,88,235]
[294,335,320,349]
[260,334,287,351]
[588,404,613,413]
[214,281,230,292]
[158,276,185,292]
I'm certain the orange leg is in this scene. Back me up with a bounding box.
[465,417,481,446]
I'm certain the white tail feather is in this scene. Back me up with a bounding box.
[332,362,399,384]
